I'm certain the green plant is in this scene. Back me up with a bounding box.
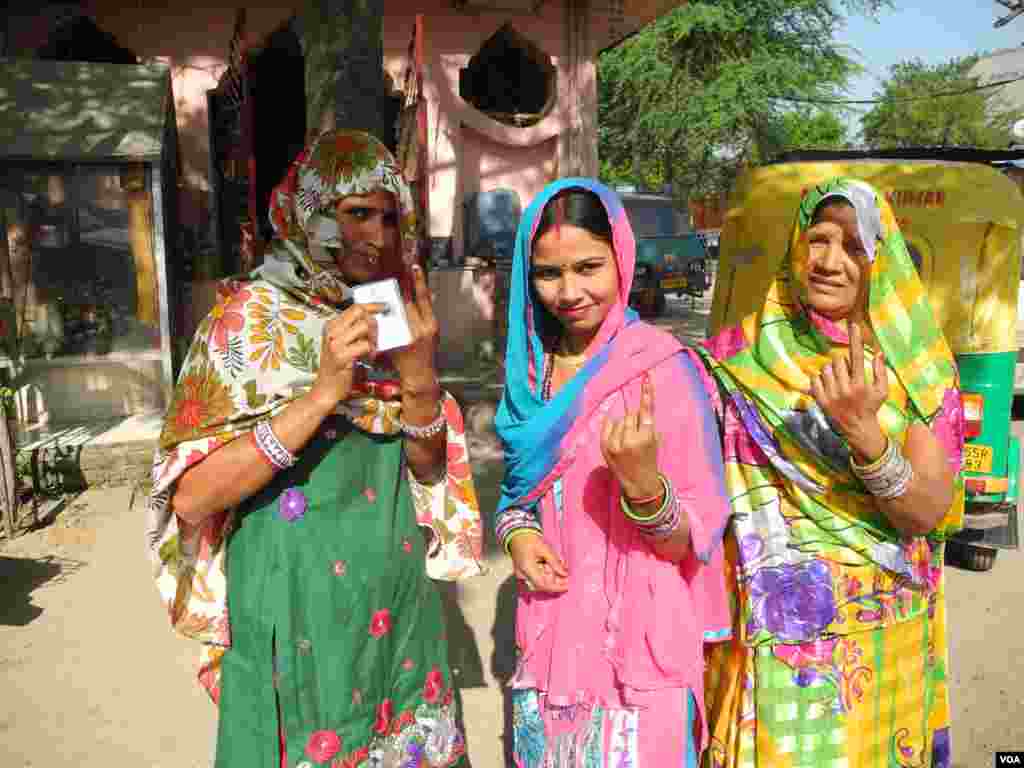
[0,386,14,419]
[15,450,31,485]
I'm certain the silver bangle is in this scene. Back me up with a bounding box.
[850,438,913,499]
[399,403,446,440]
[254,419,297,470]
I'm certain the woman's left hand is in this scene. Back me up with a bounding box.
[391,264,440,392]
[808,320,889,461]
[601,373,661,500]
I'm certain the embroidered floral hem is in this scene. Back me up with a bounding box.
[292,697,465,768]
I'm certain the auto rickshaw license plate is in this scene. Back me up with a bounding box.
[662,277,687,290]
[964,444,993,473]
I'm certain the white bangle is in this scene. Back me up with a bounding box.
[253,419,296,470]
[399,403,446,440]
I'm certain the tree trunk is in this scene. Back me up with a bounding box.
[299,0,390,146]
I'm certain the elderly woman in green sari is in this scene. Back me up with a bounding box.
[698,179,964,768]
[145,130,483,768]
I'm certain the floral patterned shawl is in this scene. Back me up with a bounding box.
[144,130,483,698]
[695,177,964,647]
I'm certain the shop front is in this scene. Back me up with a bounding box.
[0,58,178,447]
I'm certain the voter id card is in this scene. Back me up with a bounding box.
[350,277,412,351]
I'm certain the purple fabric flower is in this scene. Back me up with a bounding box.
[279,487,307,522]
[795,667,819,687]
[740,534,765,561]
[931,727,951,768]
[748,560,836,642]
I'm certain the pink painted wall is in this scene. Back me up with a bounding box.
[7,1,617,368]
[12,2,607,257]
[384,1,607,257]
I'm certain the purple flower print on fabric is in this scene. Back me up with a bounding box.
[279,487,307,522]
[931,727,951,768]
[740,534,765,561]
[749,560,837,642]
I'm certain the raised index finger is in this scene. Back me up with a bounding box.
[408,264,434,325]
[639,373,655,427]
[848,319,865,381]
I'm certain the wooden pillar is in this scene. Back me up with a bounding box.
[123,165,159,329]
[560,0,598,178]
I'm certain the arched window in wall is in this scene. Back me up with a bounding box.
[459,25,555,128]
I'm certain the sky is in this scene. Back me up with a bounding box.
[835,0,1024,134]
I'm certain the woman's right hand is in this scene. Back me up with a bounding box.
[508,532,569,593]
[310,302,386,408]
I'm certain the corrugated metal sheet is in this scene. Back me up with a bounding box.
[0,58,172,161]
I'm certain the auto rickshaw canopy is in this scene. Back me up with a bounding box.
[711,158,1024,356]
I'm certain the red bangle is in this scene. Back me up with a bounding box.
[624,487,664,506]
[249,429,277,469]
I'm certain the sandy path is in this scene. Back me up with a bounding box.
[2,466,1023,768]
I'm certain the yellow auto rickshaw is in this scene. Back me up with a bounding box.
[710,150,1023,571]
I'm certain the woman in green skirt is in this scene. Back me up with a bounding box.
[144,130,483,767]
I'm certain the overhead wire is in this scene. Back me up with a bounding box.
[768,73,1024,106]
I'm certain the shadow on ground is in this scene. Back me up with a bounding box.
[438,449,518,766]
[0,553,85,626]
[492,574,518,767]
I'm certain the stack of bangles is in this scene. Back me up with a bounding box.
[620,474,681,540]
[498,509,543,555]
[251,419,297,470]
[849,437,914,499]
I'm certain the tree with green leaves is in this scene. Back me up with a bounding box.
[861,56,1022,148]
[598,0,884,198]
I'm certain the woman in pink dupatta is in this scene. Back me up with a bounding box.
[493,179,732,768]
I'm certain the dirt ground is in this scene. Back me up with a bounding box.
[1,291,1022,767]
[2,473,1023,768]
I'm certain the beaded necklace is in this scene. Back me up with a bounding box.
[542,352,554,402]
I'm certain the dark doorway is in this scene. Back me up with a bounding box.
[459,25,554,127]
[248,24,307,242]
[248,25,307,240]
[209,20,307,272]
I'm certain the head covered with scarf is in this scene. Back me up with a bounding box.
[698,177,964,635]
[494,178,683,514]
[145,131,483,668]
[158,129,421,455]
[261,128,419,308]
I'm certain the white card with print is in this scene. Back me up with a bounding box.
[351,277,412,351]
